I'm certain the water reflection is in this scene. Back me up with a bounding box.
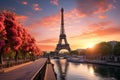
[54,58,69,80]
[51,59,120,80]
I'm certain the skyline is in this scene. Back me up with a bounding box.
[0,0,120,51]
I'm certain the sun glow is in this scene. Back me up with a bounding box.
[87,43,95,48]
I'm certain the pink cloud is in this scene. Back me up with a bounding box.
[76,0,114,16]
[113,0,117,3]
[22,1,28,5]
[88,21,112,31]
[65,9,86,18]
[70,21,118,39]
[30,6,109,29]
[32,3,42,11]
[29,9,84,29]
[50,0,58,6]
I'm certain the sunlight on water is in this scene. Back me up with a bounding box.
[51,59,120,80]
[66,63,99,80]
[89,66,94,75]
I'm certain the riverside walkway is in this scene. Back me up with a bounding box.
[0,58,47,80]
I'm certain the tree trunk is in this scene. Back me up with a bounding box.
[15,51,19,62]
[23,53,26,61]
[0,47,3,64]
[0,51,3,64]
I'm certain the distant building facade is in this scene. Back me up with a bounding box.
[108,41,118,48]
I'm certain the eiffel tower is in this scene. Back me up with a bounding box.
[55,8,71,53]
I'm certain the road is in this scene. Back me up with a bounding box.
[0,58,47,80]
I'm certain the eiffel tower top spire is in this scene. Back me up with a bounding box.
[60,8,65,34]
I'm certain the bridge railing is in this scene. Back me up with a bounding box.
[30,60,47,80]
[44,58,57,80]
[31,58,57,80]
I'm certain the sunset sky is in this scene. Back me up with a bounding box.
[0,0,120,51]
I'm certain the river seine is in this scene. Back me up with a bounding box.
[51,59,120,80]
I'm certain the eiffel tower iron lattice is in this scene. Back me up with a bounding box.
[55,8,71,53]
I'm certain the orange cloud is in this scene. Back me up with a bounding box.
[84,27,120,37]
[38,38,58,51]
[39,45,55,51]
[72,26,120,39]
[39,38,58,43]
[98,14,107,19]
[50,0,58,6]
[38,38,77,51]
[30,13,60,29]
[16,15,28,22]
[22,1,28,5]
[32,3,42,11]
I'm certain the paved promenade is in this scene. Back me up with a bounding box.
[0,58,47,80]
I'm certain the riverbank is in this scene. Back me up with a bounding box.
[67,57,120,67]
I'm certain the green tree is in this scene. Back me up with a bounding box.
[70,50,78,55]
[94,42,112,56]
[114,42,120,56]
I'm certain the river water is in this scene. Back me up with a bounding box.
[51,58,120,80]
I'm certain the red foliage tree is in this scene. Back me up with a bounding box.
[2,11,22,61]
[0,13,6,64]
[0,10,42,64]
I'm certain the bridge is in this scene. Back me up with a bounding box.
[0,58,56,80]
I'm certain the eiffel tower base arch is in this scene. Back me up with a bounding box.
[55,44,71,54]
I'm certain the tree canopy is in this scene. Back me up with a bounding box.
[0,10,42,64]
